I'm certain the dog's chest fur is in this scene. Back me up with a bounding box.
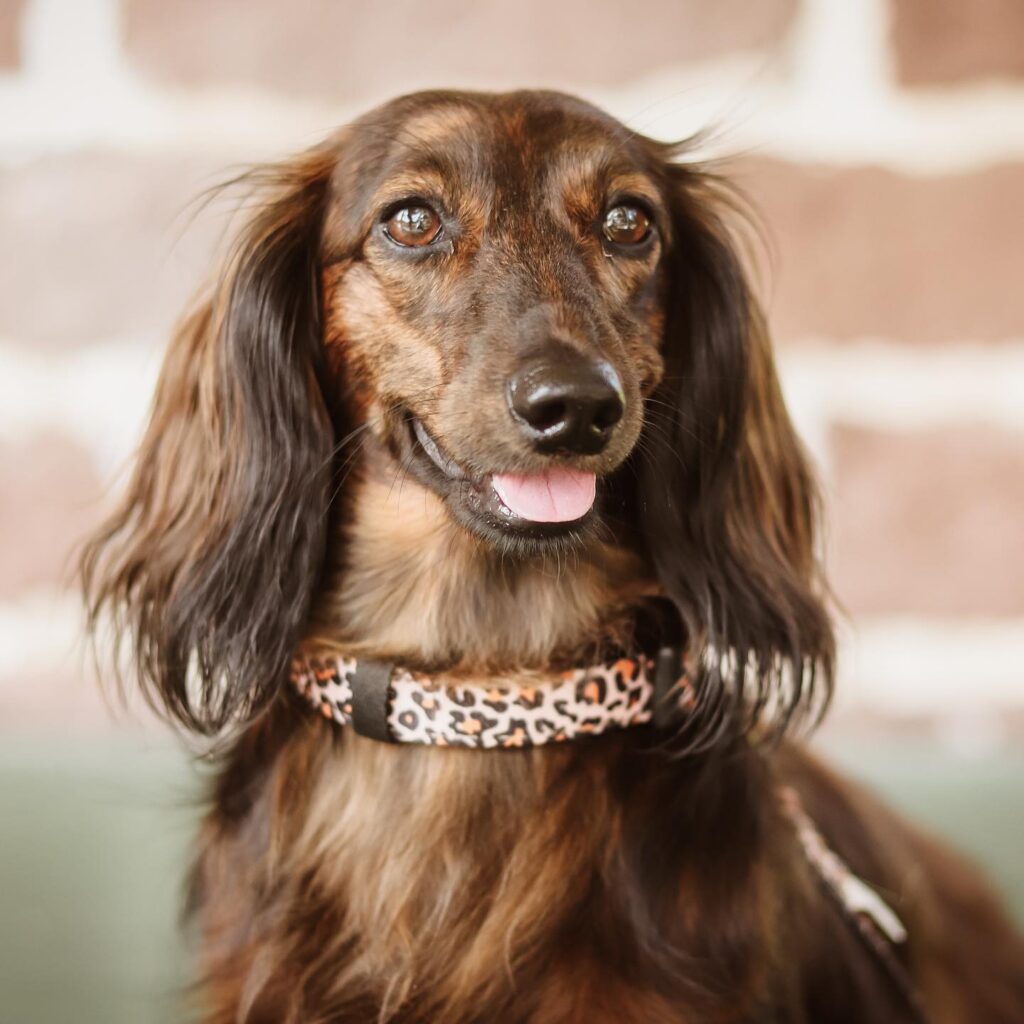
[196,723,796,1023]
[191,480,834,1022]
[191,472,794,1021]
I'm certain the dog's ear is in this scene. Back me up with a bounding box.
[635,150,834,742]
[82,146,339,734]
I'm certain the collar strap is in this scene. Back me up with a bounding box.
[291,648,692,749]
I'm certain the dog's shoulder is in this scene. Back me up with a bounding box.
[776,742,1024,1022]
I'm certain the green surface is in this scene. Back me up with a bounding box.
[0,734,1020,1023]
[825,737,1024,921]
[0,737,198,1024]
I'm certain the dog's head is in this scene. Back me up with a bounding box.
[83,90,833,735]
[324,91,664,547]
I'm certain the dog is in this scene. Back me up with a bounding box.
[82,89,1024,1022]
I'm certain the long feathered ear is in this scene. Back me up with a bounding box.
[81,147,339,734]
[636,150,835,743]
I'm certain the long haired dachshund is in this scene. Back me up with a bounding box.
[82,90,1023,1023]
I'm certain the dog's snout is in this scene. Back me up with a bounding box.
[507,348,625,455]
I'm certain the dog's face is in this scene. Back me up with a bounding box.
[83,88,834,734]
[322,92,668,548]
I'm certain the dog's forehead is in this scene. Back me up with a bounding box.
[324,91,654,243]
[368,89,635,161]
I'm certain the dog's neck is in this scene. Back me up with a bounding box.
[309,446,654,669]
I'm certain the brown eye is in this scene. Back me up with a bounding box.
[385,204,442,247]
[602,204,651,246]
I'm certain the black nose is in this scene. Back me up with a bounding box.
[507,348,625,455]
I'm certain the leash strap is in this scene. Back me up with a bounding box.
[780,787,933,1024]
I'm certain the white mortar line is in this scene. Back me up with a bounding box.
[779,339,1024,485]
[836,616,1024,713]
[20,0,122,82]
[2,337,1023,483]
[778,340,1024,435]
[2,589,1022,717]
[0,588,84,682]
[0,336,160,476]
[3,0,1024,172]
[788,0,894,105]
[0,0,349,161]
[609,0,1024,173]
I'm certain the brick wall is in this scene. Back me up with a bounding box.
[1,0,1021,739]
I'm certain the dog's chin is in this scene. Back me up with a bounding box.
[398,412,605,556]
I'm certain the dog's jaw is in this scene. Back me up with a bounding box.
[308,442,653,668]
[396,409,606,554]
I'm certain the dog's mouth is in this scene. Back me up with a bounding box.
[404,413,599,544]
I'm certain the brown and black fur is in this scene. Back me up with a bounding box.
[82,90,1024,1022]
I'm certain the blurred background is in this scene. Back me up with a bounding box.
[1,0,1022,1020]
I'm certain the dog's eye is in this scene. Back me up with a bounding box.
[385,204,442,247]
[602,204,651,246]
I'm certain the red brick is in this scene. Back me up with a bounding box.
[0,0,26,69]
[734,159,1024,344]
[0,154,228,348]
[123,0,797,102]
[892,0,1024,86]
[0,433,105,600]
[829,425,1024,616]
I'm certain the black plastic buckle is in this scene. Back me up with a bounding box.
[653,645,685,730]
[348,660,396,742]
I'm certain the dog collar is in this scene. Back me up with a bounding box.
[290,648,692,749]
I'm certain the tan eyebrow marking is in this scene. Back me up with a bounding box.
[604,172,661,208]
[400,104,481,145]
[547,149,662,229]
[372,173,451,211]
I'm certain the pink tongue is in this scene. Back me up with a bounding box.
[491,468,596,523]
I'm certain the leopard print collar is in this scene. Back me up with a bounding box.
[290,649,693,749]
